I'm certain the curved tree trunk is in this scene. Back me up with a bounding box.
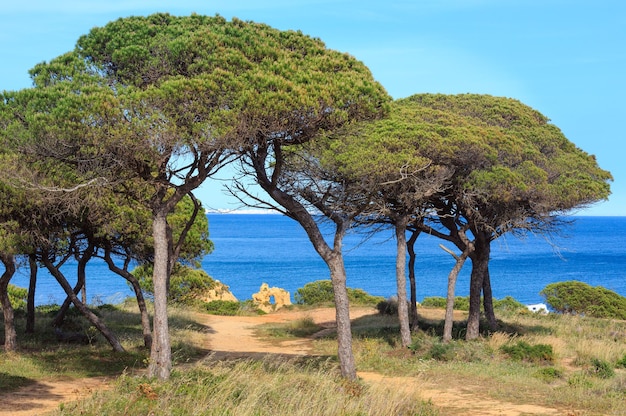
[104,249,152,349]
[0,253,17,352]
[394,219,411,347]
[407,229,420,331]
[148,209,172,379]
[53,242,94,328]
[42,257,125,352]
[26,253,37,334]
[441,245,471,342]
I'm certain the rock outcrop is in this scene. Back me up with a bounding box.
[199,280,238,303]
[252,283,292,313]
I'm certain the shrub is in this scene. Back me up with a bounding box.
[534,367,563,382]
[500,341,554,363]
[376,297,398,315]
[421,295,524,313]
[294,280,383,306]
[421,296,470,311]
[427,342,455,361]
[134,263,228,305]
[493,296,525,312]
[616,354,626,369]
[589,358,615,379]
[204,300,241,316]
[540,281,626,319]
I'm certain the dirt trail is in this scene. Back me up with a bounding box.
[1,307,570,416]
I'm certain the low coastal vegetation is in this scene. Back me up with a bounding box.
[2,282,626,415]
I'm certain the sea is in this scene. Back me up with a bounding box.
[9,214,626,307]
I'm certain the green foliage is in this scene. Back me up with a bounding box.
[493,296,525,312]
[500,341,554,363]
[427,342,455,361]
[294,280,383,306]
[589,358,615,379]
[7,283,27,310]
[204,300,241,316]
[540,281,626,319]
[616,354,626,369]
[533,367,563,383]
[133,263,226,305]
[421,295,525,313]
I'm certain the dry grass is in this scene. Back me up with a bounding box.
[55,357,437,415]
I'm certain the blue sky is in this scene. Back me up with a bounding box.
[1,1,623,215]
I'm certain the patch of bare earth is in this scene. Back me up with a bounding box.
[2,306,574,415]
[0,376,111,416]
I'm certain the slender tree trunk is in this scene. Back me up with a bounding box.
[0,253,17,352]
[482,267,497,331]
[407,230,420,331]
[148,209,172,379]
[104,250,152,349]
[466,238,489,340]
[249,147,356,379]
[394,219,411,347]
[53,243,93,327]
[441,246,471,342]
[26,253,37,334]
[327,253,357,380]
[42,257,125,352]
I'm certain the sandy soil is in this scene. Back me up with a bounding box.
[1,307,572,416]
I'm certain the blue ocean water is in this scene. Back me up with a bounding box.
[10,215,626,306]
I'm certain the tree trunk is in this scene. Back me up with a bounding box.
[482,267,497,331]
[466,238,490,340]
[394,219,411,348]
[42,257,125,352]
[407,229,420,331]
[0,253,18,352]
[441,246,470,342]
[26,253,37,334]
[53,243,93,328]
[148,209,172,379]
[104,250,152,349]
[249,147,357,380]
[327,253,357,379]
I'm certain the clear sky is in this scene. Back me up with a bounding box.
[1,1,624,215]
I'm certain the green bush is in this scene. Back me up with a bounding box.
[540,281,626,319]
[294,280,383,306]
[589,358,615,379]
[493,296,525,312]
[8,284,27,310]
[427,342,455,361]
[421,295,524,312]
[133,263,228,305]
[500,341,554,363]
[616,354,626,369]
[534,367,563,382]
[204,300,241,316]
[421,296,470,310]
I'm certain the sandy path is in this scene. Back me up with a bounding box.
[1,306,570,416]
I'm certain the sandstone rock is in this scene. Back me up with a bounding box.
[252,283,292,313]
[199,280,238,303]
